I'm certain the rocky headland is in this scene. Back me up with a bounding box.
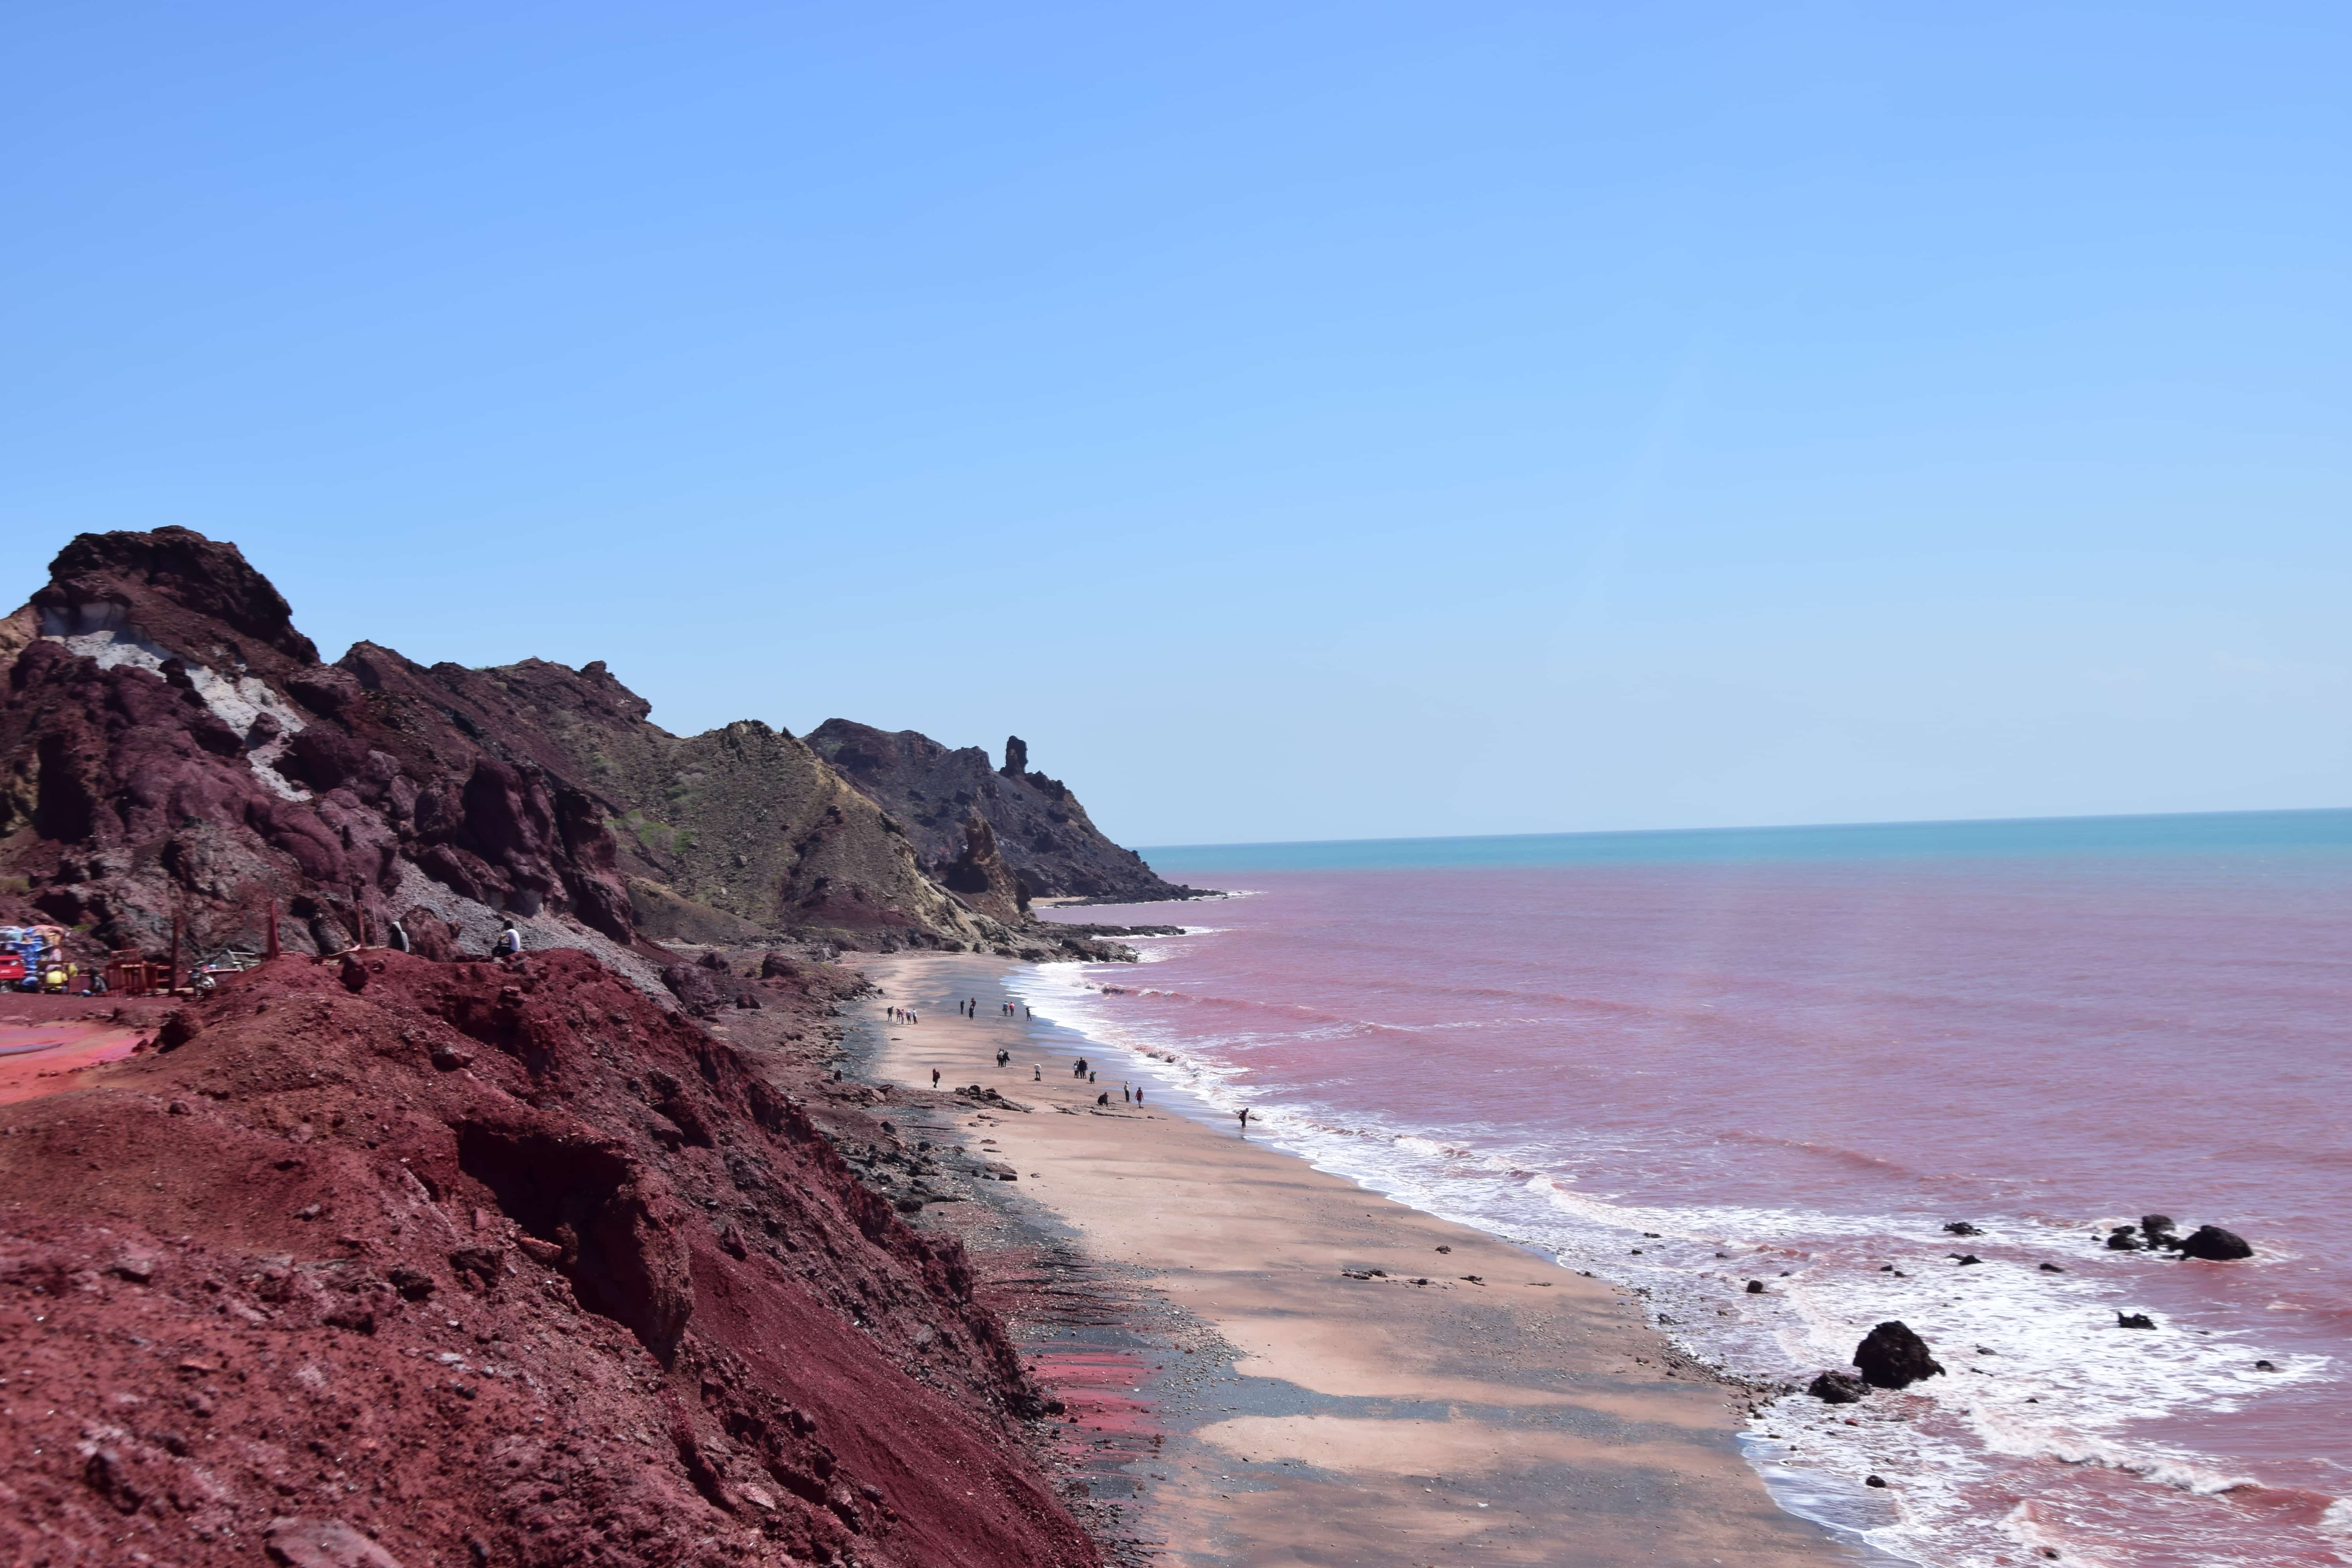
[805,723,1212,906]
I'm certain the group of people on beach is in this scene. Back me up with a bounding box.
[955,997,1031,1020]
[886,989,1263,1133]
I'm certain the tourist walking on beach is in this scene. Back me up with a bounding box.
[931,1068,940,1087]
[1033,1065,1042,1081]
[1237,1106,1251,1134]
[1073,1057,1088,1079]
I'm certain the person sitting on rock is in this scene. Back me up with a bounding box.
[494,923,523,959]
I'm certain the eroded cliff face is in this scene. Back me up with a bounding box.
[0,948,1101,1567]
[804,722,1198,903]
[0,527,1085,965]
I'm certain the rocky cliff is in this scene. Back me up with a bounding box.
[805,721,1201,903]
[0,528,1118,968]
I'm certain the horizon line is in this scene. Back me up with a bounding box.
[1133,803,2352,856]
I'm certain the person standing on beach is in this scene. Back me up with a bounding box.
[931,1068,940,1087]
[1237,1106,1251,1134]
[1033,1065,1042,1081]
[1136,1086,1145,1106]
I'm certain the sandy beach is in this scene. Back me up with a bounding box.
[849,953,1862,1567]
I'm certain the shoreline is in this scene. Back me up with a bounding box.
[847,953,1868,1566]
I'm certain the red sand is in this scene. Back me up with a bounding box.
[0,951,1096,1567]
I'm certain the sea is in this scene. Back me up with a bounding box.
[1021,808,2352,1568]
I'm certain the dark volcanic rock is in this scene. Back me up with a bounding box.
[2117,1312,2157,1329]
[2106,1226,2145,1251]
[1943,1221,1983,1236]
[1807,1371,1869,1404]
[806,719,1205,902]
[1854,1321,1945,1389]
[2176,1224,2254,1261]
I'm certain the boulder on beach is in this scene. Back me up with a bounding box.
[1807,1371,1870,1405]
[1854,1321,1945,1389]
[2176,1224,2253,1261]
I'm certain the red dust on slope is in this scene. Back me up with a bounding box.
[0,949,1100,1568]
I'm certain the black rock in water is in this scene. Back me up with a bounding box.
[2038,1262,2066,1272]
[1950,1254,1983,1266]
[1864,1474,1888,1488]
[2116,1312,2156,1329]
[2177,1224,2253,1261]
[1855,1321,1945,1389]
[1807,1371,1870,1405]
[2140,1214,2177,1241]
[2105,1226,2145,1251]
[1747,1279,1767,1294]
[1943,1221,1983,1236]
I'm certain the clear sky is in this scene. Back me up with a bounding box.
[4,3,2345,847]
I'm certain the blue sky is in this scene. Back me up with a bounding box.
[4,2,2345,845]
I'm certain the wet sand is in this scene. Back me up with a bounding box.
[855,955,1860,1567]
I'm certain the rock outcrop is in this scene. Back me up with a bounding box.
[1854,1321,1945,1389]
[805,721,1204,903]
[1806,1370,1870,1405]
[939,813,1030,925]
[2176,1224,2254,1261]
[2103,1216,2253,1261]
[0,528,636,961]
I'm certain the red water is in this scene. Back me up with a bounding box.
[1030,848,2352,1566]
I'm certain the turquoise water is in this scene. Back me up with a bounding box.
[1142,807,2352,872]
